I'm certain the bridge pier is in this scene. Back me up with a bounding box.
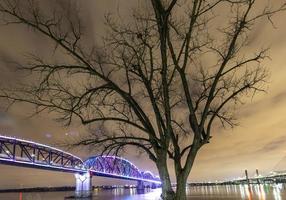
[151,183,159,189]
[75,172,92,198]
[137,180,145,190]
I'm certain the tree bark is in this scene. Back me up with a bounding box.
[156,157,175,200]
[175,173,188,200]
[174,144,200,200]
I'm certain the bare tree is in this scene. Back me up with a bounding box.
[0,0,285,199]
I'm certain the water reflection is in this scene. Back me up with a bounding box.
[1,184,286,200]
[186,184,284,200]
[273,184,282,200]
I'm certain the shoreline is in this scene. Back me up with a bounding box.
[0,185,142,193]
[0,186,75,193]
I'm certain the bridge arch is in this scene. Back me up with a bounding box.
[142,171,155,180]
[84,156,160,183]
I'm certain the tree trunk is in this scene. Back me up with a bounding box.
[175,174,188,200]
[156,159,175,200]
[174,144,200,200]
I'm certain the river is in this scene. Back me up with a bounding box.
[0,184,285,200]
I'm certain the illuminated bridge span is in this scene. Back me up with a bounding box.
[85,156,160,183]
[0,135,161,197]
[0,135,86,173]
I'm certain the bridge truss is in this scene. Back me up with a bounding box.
[85,156,161,183]
[0,135,161,184]
[0,135,86,173]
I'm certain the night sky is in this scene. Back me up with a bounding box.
[1,0,286,189]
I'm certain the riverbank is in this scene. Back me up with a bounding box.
[0,185,142,193]
[0,186,75,193]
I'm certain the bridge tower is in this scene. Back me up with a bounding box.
[256,169,260,184]
[75,172,93,197]
[245,169,250,185]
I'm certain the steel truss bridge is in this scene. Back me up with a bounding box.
[190,171,286,187]
[222,173,286,185]
[0,135,161,195]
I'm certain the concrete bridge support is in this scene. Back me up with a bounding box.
[75,172,92,197]
[137,180,145,190]
[151,183,159,189]
[137,181,161,190]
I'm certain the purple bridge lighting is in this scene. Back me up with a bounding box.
[0,135,86,173]
[0,135,161,197]
[85,156,160,183]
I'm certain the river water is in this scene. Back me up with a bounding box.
[0,184,285,200]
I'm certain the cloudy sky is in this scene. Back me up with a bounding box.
[1,0,286,189]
